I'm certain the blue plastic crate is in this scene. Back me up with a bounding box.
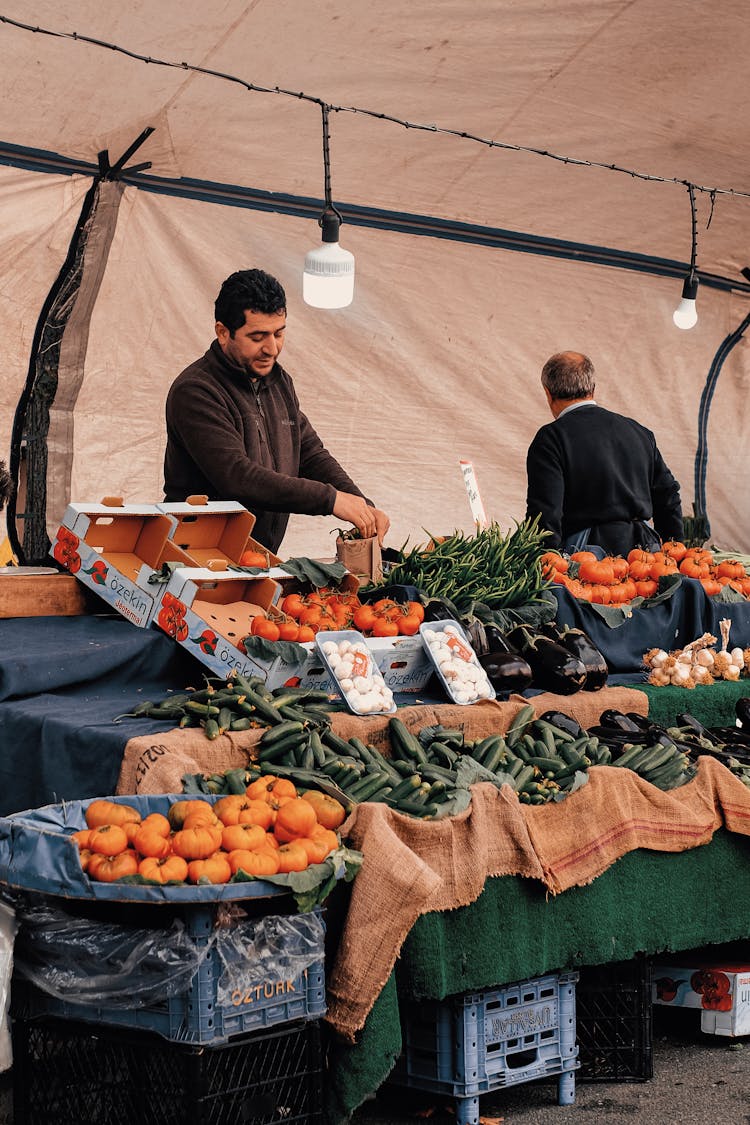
[13,903,326,1046]
[390,971,579,1124]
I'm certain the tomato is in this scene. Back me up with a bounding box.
[239,549,269,567]
[609,555,629,581]
[662,540,687,561]
[88,824,129,856]
[297,625,316,643]
[277,620,300,641]
[280,593,306,620]
[395,612,421,636]
[138,855,189,884]
[407,601,425,624]
[371,617,399,637]
[250,616,281,642]
[540,551,569,577]
[352,605,378,633]
[578,558,615,585]
[680,558,710,579]
[88,851,139,882]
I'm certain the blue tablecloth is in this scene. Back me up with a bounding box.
[553,578,750,674]
[0,616,201,816]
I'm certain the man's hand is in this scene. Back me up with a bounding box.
[333,492,390,544]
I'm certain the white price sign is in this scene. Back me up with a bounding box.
[459,459,489,529]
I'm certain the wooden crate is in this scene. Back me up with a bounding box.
[0,568,96,618]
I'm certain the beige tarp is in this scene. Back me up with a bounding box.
[0,1,749,556]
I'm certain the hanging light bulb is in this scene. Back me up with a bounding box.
[672,183,699,330]
[303,103,355,310]
[303,209,355,309]
[673,273,699,330]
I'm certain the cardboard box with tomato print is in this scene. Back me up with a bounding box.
[264,574,434,693]
[156,496,281,570]
[52,502,177,628]
[653,960,750,1036]
[152,566,289,681]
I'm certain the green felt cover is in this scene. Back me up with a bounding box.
[325,829,750,1124]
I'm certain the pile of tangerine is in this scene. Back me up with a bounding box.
[542,541,750,604]
[71,780,345,885]
[247,588,425,642]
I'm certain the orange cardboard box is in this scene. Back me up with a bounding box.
[52,500,176,627]
[157,496,281,570]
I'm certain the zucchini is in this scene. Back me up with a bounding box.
[505,703,536,747]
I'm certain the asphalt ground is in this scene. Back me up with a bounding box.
[0,1008,745,1123]
[353,1007,750,1125]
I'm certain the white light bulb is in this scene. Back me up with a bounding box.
[303,211,355,309]
[672,298,698,330]
[303,242,355,308]
[672,274,699,330]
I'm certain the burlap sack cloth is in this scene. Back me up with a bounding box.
[325,753,750,1042]
[116,685,649,795]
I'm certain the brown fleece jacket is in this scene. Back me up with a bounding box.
[164,340,367,552]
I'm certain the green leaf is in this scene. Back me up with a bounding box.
[239,634,307,665]
[181,772,212,795]
[714,584,746,604]
[279,557,350,588]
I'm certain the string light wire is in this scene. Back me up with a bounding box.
[1,13,749,203]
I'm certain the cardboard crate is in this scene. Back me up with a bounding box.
[151,565,286,681]
[52,501,177,627]
[267,572,433,693]
[157,495,281,569]
[653,958,750,1036]
[0,567,95,618]
[268,634,433,694]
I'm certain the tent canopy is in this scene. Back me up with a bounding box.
[1,1,749,559]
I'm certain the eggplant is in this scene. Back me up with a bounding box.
[538,710,584,739]
[550,625,608,691]
[676,712,720,744]
[506,625,586,695]
[598,709,642,733]
[477,649,534,696]
[471,623,533,694]
[735,697,750,730]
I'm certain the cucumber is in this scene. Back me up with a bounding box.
[506,703,536,747]
[258,720,305,746]
[386,774,423,802]
[389,718,428,764]
[347,772,393,802]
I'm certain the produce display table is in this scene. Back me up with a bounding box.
[0,614,748,816]
[2,613,750,1125]
[325,828,750,1124]
[323,761,750,1124]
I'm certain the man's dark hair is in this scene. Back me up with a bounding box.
[214,270,287,335]
[0,460,12,513]
[541,351,595,400]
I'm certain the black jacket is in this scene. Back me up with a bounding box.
[525,403,683,553]
[164,341,367,553]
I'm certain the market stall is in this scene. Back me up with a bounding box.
[4,521,750,1125]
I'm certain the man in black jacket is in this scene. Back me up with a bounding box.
[525,351,683,556]
[164,269,389,554]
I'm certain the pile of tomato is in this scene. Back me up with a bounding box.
[542,541,750,605]
[72,781,345,885]
[247,588,426,643]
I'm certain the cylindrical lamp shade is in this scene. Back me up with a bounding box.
[303,241,355,308]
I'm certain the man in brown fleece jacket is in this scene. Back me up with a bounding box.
[164,269,390,554]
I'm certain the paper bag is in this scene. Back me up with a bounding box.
[336,534,383,585]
